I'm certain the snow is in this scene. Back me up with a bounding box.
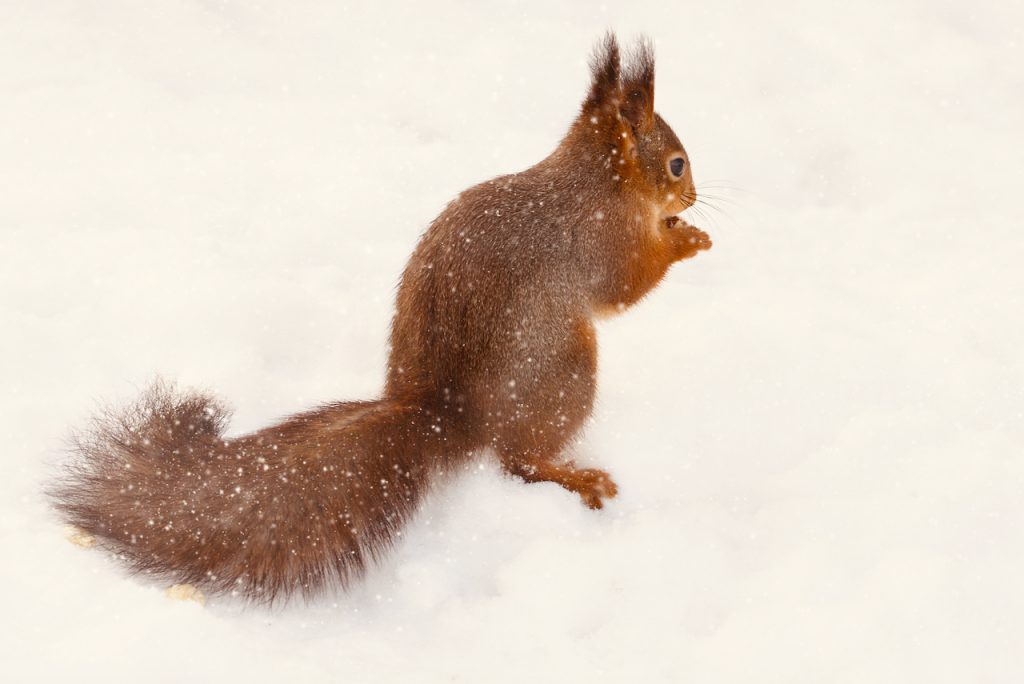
[2,0,1022,681]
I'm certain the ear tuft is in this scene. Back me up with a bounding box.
[583,32,621,113]
[622,36,656,132]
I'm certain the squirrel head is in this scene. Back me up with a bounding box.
[579,34,695,220]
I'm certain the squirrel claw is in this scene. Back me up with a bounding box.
[689,228,712,251]
[573,467,619,509]
[665,217,712,255]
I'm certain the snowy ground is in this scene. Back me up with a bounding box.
[2,1,1023,681]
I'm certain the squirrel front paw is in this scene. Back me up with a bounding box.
[664,216,712,259]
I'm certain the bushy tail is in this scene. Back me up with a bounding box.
[50,381,444,602]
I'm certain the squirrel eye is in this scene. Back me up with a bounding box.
[669,157,685,177]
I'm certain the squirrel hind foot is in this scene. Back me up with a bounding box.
[502,456,619,509]
[571,467,619,509]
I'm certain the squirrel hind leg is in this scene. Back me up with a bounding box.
[490,317,613,506]
[500,451,618,510]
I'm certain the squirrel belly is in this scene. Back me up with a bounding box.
[50,33,710,602]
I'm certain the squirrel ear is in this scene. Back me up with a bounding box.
[621,38,655,133]
[582,32,622,114]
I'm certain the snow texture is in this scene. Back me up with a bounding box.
[2,1,1022,681]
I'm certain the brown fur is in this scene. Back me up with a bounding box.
[50,33,710,602]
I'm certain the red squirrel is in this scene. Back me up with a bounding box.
[51,34,711,602]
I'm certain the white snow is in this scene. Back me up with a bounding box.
[2,1,1023,681]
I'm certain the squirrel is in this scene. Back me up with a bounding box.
[50,33,711,603]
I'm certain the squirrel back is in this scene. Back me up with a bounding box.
[51,33,710,602]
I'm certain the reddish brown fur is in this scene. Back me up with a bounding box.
[50,33,710,602]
